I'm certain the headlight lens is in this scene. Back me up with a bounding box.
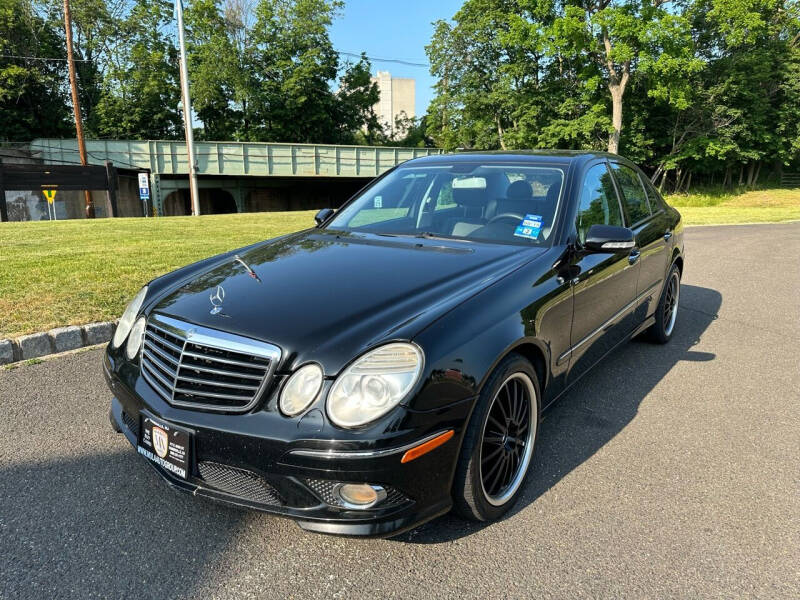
[112,286,148,348]
[327,343,423,428]
[280,364,323,416]
[125,317,147,360]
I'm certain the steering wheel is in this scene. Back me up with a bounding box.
[487,212,525,225]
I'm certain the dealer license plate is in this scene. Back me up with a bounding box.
[137,414,191,479]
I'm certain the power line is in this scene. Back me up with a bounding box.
[337,51,429,68]
[0,54,92,62]
[1,51,428,68]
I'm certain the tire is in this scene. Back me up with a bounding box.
[452,353,540,522]
[648,263,681,344]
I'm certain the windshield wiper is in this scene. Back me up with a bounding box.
[373,231,469,242]
[415,232,470,242]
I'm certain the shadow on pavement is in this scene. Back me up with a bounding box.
[397,284,721,543]
[0,448,251,598]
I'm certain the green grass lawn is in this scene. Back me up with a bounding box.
[1,187,798,339]
[0,212,315,338]
[665,187,800,225]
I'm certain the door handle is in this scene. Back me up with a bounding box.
[628,249,641,265]
[664,231,672,241]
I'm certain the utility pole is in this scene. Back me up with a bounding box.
[175,0,200,216]
[63,0,94,218]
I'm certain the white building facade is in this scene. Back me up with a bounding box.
[371,71,415,137]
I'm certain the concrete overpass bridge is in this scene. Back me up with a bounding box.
[29,138,442,216]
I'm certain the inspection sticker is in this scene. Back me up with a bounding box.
[514,214,543,240]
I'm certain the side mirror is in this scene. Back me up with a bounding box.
[583,224,635,253]
[314,208,335,227]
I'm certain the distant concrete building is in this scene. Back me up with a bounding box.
[371,71,415,137]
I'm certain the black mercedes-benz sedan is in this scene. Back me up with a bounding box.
[104,151,683,537]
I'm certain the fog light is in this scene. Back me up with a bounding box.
[334,483,387,509]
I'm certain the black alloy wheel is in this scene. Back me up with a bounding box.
[453,353,539,521]
[480,373,534,505]
[649,263,681,344]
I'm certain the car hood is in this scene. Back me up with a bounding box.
[149,229,545,372]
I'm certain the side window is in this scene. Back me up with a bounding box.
[640,174,666,211]
[575,163,623,244]
[612,164,651,224]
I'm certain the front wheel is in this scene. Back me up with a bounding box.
[452,354,540,522]
[648,264,681,344]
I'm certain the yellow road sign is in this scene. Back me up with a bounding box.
[43,189,57,204]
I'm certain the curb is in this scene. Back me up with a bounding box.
[0,321,117,366]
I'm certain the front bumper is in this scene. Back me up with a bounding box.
[104,352,471,537]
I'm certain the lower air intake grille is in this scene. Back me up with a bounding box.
[197,462,282,506]
[140,313,281,413]
[121,411,140,438]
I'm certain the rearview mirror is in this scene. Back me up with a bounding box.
[584,224,635,253]
[314,208,335,227]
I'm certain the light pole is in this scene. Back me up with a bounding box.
[175,0,200,216]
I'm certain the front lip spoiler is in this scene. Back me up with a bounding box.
[108,396,455,538]
[287,430,454,460]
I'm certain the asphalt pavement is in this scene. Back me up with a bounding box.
[1,223,798,599]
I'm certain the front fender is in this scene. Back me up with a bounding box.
[410,248,572,413]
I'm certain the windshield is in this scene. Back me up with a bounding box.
[326,163,566,245]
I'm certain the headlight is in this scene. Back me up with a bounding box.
[112,286,148,348]
[327,343,423,428]
[125,317,147,360]
[280,364,323,416]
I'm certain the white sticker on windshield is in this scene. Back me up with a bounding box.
[514,214,543,240]
[373,196,383,208]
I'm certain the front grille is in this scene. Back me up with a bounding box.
[197,461,282,506]
[140,314,281,412]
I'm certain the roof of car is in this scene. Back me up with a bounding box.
[405,150,621,167]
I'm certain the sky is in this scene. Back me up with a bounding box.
[329,0,464,117]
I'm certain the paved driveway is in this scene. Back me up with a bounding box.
[1,223,798,599]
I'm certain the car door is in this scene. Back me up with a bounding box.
[565,161,640,382]
[609,162,670,322]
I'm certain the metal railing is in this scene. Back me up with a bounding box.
[29,139,443,178]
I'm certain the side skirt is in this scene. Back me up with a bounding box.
[540,314,655,414]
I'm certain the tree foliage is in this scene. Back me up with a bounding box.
[1,0,382,145]
[427,0,800,188]
[0,0,72,141]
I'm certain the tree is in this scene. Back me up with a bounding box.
[244,0,380,144]
[643,0,800,190]
[551,0,702,154]
[68,0,119,136]
[335,53,381,144]
[186,0,241,140]
[0,0,72,141]
[391,113,435,147]
[427,0,557,151]
[94,0,182,139]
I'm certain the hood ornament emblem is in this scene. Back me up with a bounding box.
[209,285,226,315]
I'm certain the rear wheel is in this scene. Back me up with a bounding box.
[648,264,681,343]
[452,354,539,522]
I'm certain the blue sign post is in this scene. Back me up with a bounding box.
[138,173,150,217]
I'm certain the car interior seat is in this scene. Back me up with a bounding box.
[447,186,490,237]
[493,180,537,219]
